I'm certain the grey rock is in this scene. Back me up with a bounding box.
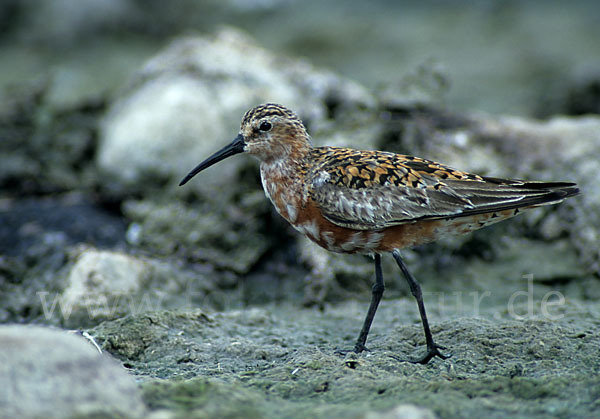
[51,246,219,328]
[7,244,220,329]
[98,27,374,195]
[421,114,600,275]
[121,198,271,275]
[0,324,146,418]
[58,247,151,327]
[364,404,438,419]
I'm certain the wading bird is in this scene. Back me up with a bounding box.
[180,104,579,363]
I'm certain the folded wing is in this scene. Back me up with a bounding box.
[308,148,579,230]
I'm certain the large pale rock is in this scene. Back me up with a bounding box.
[48,246,217,328]
[364,404,438,419]
[61,248,150,324]
[35,247,154,328]
[64,247,149,300]
[98,27,374,195]
[0,324,146,418]
[44,246,222,329]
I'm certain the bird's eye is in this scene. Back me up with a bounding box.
[259,121,272,132]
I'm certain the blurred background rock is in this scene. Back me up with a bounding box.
[1,0,599,114]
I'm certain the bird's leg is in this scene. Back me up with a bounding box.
[392,250,451,364]
[353,253,385,353]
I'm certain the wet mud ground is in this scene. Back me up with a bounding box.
[91,295,600,418]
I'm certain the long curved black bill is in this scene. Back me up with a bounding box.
[179,134,246,186]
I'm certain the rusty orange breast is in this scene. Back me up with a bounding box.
[283,198,439,254]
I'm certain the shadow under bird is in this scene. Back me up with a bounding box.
[179,103,579,364]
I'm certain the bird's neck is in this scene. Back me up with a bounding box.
[259,136,311,178]
[259,148,308,189]
[259,147,310,225]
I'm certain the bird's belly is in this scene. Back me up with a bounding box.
[290,208,521,254]
[293,221,386,254]
[285,202,442,254]
[377,209,521,252]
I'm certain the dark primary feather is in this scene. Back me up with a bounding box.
[307,147,579,230]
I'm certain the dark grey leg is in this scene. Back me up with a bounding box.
[392,249,451,364]
[353,253,384,353]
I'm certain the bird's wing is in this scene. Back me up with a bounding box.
[307,147,578,230]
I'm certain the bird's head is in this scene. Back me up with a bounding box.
[179,103,310,186]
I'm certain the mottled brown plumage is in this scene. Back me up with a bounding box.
[305,146,576,232]
[180,103,579,364]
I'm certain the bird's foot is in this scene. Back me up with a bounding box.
[390,343,451,365]
[334,342,370,356]
[353,342,371,354]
